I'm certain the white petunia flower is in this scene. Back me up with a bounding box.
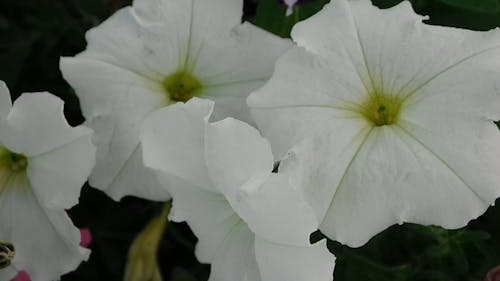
[0,82,95,281]
[140,98,335,281]
[247,0,500,247]
[60,0,291,201]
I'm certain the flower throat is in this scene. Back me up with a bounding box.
[360,93,403,126]
[163,71,202,103]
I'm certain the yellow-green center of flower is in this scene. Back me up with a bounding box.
[0,147,28,173]
[361,93,403,126]
[163,71,202,103]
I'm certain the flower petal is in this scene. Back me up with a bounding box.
[27,128,95,209]
[255,237,334,281]
[141,98,215,191]
[0,92,93,157]
[0,81,12,121]
[0,180,89,281]
[278,121,372,227]
[73,7,169,79]
[398,43,500,203]
[318,127,487,247]
[195,23,292,123]
[155,172,241,264]
[60,57,165,197]
[205,117,320,245]
[234,173,319,246]
[101,144,170,201]
[208,221,260,281]
[205,117,273,198]
[248,46,368,158]
[132,0,243,71]
[60,57,165,120]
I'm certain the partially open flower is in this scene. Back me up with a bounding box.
[141,98,335,281]
[0,82,95,281]
[60,0,291,202]
[248,0,500,247]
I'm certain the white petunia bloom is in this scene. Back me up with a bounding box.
[60,0,291,201]
[248,0,500,247]
[140,98,334,281]
[0,82,95,281]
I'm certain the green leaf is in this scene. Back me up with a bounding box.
[438,0,500,13]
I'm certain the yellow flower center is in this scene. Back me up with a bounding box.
[163,71,202,103]
[0,148,28,173]
[0,147,28,199]
[360,93,403,126]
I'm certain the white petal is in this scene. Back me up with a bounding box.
[132,0,243,71]
[345,0,500,99]
[75,7,169,79]
[205,117,273,198]
[0,92,93,156]
[194,23,292,123]
[400,101,500,205]
[255,237,334,281]
[141,98,215,192]
[234,174,319,246]
[61,57,166,197]
[289,0,374,91]
[248,46,368,158]
[319,127,487,247]
[278,121,372,226]
[27,127,95,209]
[155,172,240,264]
[60,57,165,119]
[102,144,170,201]
[0,81,12,121]
[208,221,260,281]
[398,40,500,200]
[0,179,89,281]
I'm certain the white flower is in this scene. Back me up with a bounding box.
[140,98,334,281]
[247,0,500,247]
[0,82,95,281]
[60,0,291,201]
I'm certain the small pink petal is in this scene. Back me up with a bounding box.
[12,271,30,281]
[80,228,92,248]
[487,265,500,281]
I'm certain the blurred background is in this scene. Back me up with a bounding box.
[1,0,500,280]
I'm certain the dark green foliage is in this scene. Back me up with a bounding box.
[1,0,500,280]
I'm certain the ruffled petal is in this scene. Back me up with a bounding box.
[27,128,95,209]
[255,237,334,281]
[155,172,240,264]
[141,98,214,191]
[195,23,292,123]
[318,127,487,247]
[0,92,92,157]
[205,117,273,198]
[234,173,319,246]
